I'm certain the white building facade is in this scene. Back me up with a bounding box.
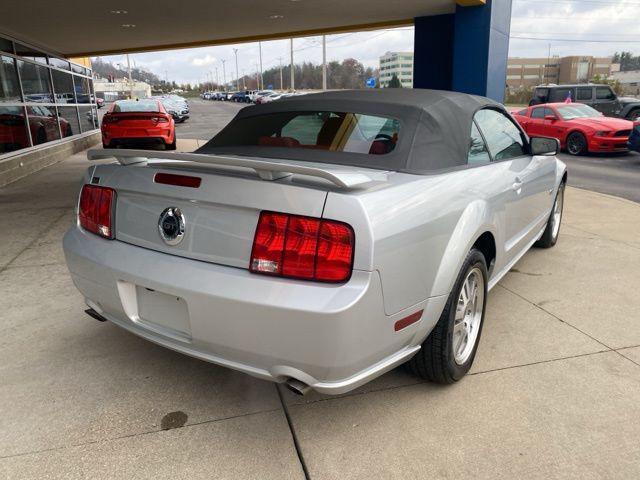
[379,52,413,88]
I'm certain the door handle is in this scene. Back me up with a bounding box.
[512,178,523,194]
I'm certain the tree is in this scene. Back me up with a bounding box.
[612,51,640,72]
[388,73,402,88]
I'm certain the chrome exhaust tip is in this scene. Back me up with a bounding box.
[285,378,312,396]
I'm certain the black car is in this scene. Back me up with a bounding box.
[530,84,640,121]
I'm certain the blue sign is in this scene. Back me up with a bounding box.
[267,84,274,89]
[366,77,376,88]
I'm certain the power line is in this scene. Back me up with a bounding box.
[511,35,640,43]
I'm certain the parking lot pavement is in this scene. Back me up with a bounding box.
[560,152,640,204]
[1,149,639,479]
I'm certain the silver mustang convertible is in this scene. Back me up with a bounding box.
[63,90,566,395]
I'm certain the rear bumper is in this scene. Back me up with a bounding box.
[63,226,445,394]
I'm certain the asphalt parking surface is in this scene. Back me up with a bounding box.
[1,98,639,479]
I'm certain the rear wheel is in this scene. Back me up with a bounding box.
[535,182,565,248]
[627,109,640,122]
[407,249,487,383]
[566,132,587,156]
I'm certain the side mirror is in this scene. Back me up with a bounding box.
[544,115,557,122]
[530,136,559,156]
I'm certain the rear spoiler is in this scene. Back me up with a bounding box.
[87,149,388,190]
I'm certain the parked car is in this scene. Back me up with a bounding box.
[159,98,189,123]
[629,122,640,153]
[0,105,71,152]
[256,92,281,104]
[230,91,251,103]
[529,84,640,120]
[249,90,273,103]
[511,102,634,155]
[101,99,176,150]
[64,89,566,396]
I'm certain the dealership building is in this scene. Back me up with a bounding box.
[0,35,100,186]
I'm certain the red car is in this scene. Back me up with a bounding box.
[101,99,176,150]
[511,102,633,155]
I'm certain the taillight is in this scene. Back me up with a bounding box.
[250,211,354,283]
[152,116,169,123]
[78,185,116,239]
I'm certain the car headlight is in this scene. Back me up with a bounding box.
[595,131,611,137]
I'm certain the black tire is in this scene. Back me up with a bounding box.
[627,109,640,122]
[535,182,565,248]
[566,131,587,156]
[407,249,488,384]
[165,136,177,150]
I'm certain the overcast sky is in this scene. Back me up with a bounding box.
[95,0,640,85]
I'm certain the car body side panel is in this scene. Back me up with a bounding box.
[324,157,564,317]
[324,166,507,315]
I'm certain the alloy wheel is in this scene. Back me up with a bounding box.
[453,267,485,365]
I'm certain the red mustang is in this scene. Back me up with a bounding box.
[511,103,633,155]
[101,99,176,150]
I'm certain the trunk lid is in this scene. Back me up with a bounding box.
[100,162,328,269]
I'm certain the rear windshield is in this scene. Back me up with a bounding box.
[113,100,159,113]
[210,111,400,155]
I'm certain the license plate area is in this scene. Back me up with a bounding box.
[135,286,192,342]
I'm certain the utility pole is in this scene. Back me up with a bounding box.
[258,41,263,90]
[233,48,240,91]
[215,67,219,88]
[221,60,227,90]
[255,63,260,90]
[242,69,246,90]
[126,54,134,99]
[289,38,295,91]
[278,57,283,91]
[545,43,551,84]
[322,35,327,90]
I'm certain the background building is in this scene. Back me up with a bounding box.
[507,55,614,90]
[379,52,413,88]
[94,79,152,101]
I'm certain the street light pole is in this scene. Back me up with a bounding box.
[126,54,134,99]
[221,60,227,90]
[322,35,327,90]
[278,57,283,91]
[289,38,295,91]
[215,67,219,88]
[233,48,240,91]
[258,41,263,90]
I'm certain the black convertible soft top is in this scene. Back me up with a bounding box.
[196,89,502,174]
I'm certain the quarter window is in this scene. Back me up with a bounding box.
[467,122,491,165]
[595,87,615,100]
[531,107,545,119]
[473,109,526,161]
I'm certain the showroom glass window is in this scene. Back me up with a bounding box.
[0,35,97,158]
